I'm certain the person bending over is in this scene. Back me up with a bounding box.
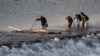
[80,12,89,29]
[65,16,73,30]
[36,16,48,30]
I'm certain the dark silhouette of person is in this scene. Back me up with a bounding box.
[36,16,48,30]
[74,14,82,28]
[65,16,73,30]
[80,12,89,28]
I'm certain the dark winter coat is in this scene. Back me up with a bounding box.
[36,16,48,27]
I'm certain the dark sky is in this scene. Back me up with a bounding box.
[0,0,100,31]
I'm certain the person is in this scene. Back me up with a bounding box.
[36,15,48,30]
[74,14,82,28]
[65,16,73,30]
[80,12,89,28]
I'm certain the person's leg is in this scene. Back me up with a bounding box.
[77,20,80,28]
[85,21,89,29]
[42,25,46,30]
[70,22,72,29]
[68,23,70,29]
[77,23,79,28]
[74,19,77,28]
[44,25,46,30]
[82,21,85,28]
[68,23,72,30]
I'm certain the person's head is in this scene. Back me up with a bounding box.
[80,12,85,15]
[67,16,70,18]
[65,16,71,19]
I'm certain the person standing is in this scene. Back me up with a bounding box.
[65,16,73,30]
[36,15,48,30]
[74,14,82,28]
[80,12,89,29]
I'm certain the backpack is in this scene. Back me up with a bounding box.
[69,17,73,22]
[85,16,89,21]
[76,14,81,21]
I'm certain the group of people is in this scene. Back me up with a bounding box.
[65,12,89,30]
[35,12,89,30]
